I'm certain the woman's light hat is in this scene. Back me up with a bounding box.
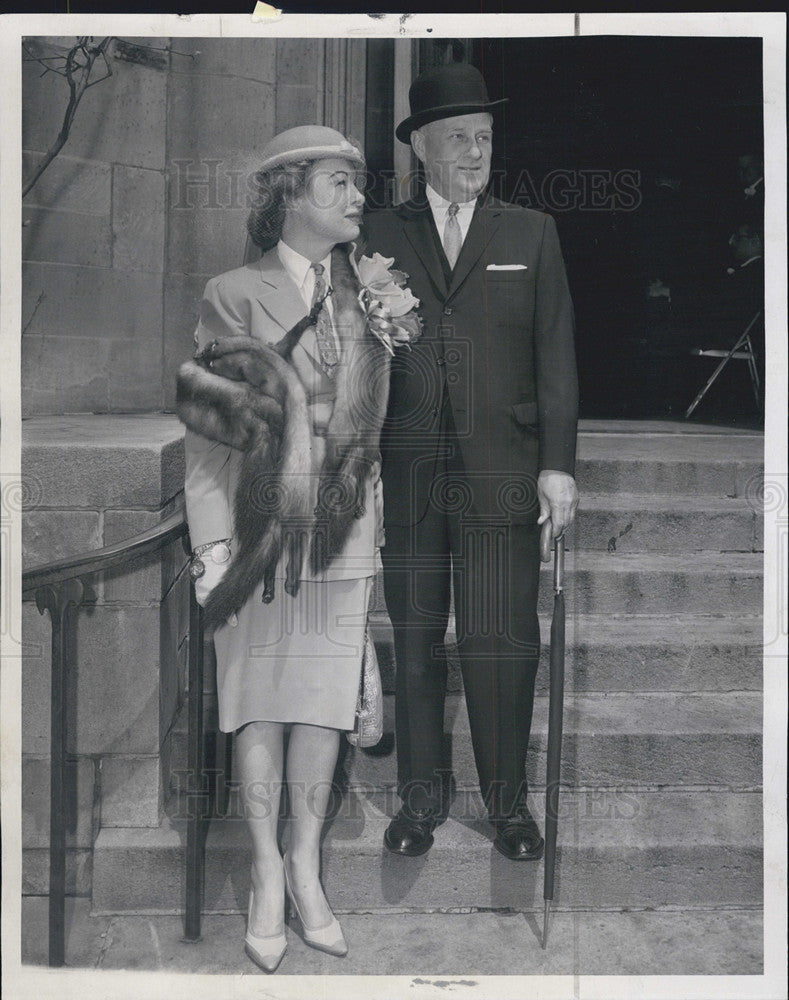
[257,125,365,172]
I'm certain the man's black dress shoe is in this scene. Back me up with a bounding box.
[384,807,438,857]
[493,808,545,861]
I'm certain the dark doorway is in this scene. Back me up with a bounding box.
[472,35,764,423]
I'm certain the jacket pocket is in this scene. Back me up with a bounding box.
[510,401,539,426]
[485,270,532,282]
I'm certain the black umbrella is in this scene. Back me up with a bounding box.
[542,534,566,949]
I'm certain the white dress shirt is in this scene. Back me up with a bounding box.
[277,239,339,354]
[277,240,332,309]
[425,184,477,254]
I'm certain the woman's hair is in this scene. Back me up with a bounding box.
[246,137,364,251]
[246,160,312,250]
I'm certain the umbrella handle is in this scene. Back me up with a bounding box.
[553,534,565,594]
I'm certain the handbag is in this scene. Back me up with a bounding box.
[346,628,383,748]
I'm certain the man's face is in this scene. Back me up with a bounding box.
[412,112,493,203]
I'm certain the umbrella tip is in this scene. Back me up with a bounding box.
[541,899,550,949]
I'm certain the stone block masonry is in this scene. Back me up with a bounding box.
[22,36,371,419]
[22,414,188,897]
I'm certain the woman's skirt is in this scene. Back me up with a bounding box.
[213,575,372,733]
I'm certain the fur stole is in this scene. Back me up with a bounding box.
[176,246,391,629]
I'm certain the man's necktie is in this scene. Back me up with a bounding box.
[443,202,462,270]
[310,263,339,378]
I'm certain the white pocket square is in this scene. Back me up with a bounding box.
[486,264,527,270]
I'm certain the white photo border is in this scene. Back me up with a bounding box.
[1,11,786,1000]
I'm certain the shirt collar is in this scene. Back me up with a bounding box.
[425,184,478,214]
[277,239,332,289]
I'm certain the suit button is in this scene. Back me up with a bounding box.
[443,306,453,316]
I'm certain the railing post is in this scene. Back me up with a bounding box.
[35,577,84,967]
[23,503,192,951]
[183,585,206,941]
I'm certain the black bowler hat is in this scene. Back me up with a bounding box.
[395,62,508,144]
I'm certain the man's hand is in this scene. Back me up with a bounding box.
[537,470,579,562]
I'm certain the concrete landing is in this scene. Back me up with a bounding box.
[19,896,763,975]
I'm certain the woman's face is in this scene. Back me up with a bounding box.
[288,157,365,246]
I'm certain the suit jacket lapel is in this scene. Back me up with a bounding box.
[256,249,308,332]
[448,199,503,297]
[256,248,325,375]
[402,203,450,301]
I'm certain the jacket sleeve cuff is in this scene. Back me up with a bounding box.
[538,422,578,477]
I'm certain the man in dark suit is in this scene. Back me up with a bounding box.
[364,63,579,860]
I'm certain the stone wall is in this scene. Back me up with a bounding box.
[22,35,369,419]
[22,36,170,417]
[22,415,187,895]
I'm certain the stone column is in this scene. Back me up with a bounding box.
[322,38,367,141]
[275,37,367,141]
[393,40,419,204]
[22,415,187,896]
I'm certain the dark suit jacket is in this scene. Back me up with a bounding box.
[363,194,578,527]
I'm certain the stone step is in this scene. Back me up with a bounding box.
[173,691,759,793]
[367,552,763,616]
[339,690,761,790]
[574,430,762,496]
[543,551,764,615]
[195,612,763,695]
[171,614,763,791]
[191,611,763,702]
[375,496,762,554]
[368,612,764,694]
[91,789,763,913]
[569,494,760,552]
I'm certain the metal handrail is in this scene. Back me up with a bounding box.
[22,499,189,592]
[22,494,207,964]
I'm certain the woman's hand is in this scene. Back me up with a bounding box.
[194,558,229,607]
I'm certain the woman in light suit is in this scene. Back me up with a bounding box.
[181,126,389,972]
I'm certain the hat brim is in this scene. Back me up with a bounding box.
[395,97,508,144]
[257,143,365,173]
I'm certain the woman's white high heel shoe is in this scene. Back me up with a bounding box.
[283,853,347,957]
[245,879,287,973]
